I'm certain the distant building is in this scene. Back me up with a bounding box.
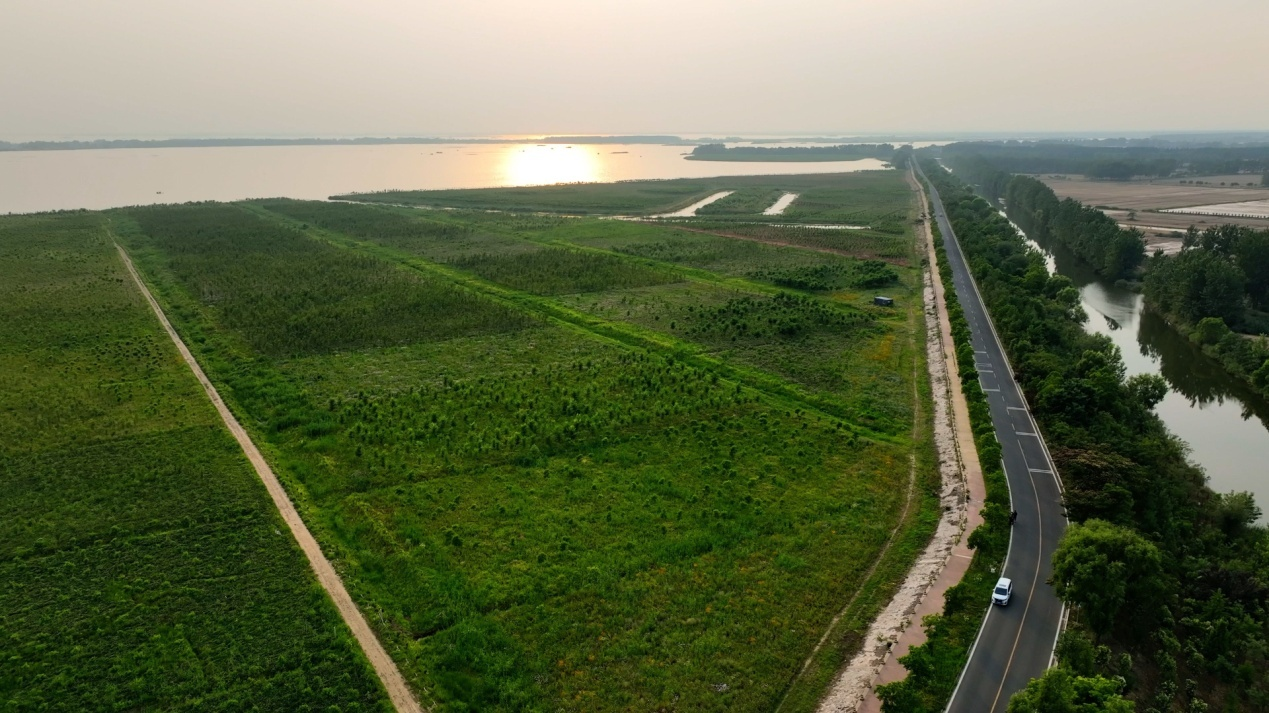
[873,296,895,307]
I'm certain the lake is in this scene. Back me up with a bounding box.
[0,143,889,214]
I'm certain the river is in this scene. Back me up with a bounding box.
[0,143,889,215]
[1018,220,1269,518]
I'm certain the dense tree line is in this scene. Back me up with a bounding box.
[1143,225,1269,398]
[945,155,1147,280]
[941,141,1269,179]
[1006,176,1146,280]
[920,161,1269,712]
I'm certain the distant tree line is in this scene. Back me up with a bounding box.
[941,141,1269,179]
[687,143,897,161]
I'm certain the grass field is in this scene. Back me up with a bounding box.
[0,213,389,711]
[334,171,908,221]
[3,166,934,712]
[116,170,935,712]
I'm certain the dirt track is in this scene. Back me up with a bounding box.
[114,241,426,713]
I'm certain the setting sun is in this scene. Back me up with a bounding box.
[500,144,599,186]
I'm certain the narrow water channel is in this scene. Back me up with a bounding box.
[1013,216,1269,518]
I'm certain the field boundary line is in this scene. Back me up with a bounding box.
[244,203,902,444]
[113,241,426,713]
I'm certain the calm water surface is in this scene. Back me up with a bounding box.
[0,143,889,214]
[1020,223,1269,517]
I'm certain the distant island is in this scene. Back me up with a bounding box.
[686,143,900,162]
[0,135,697,152]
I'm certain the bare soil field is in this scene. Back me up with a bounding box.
[1152,174,1266,187]
[1037,176,1269,236]
[1037,175,1269,210]
[1166,199,1269,220]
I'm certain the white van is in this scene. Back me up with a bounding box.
[992,577,1013,606]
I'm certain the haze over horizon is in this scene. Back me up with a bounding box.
[3,0,1267,142]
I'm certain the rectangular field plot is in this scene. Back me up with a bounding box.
[334,170,909,225]
[118,191,935,712]
[558,282,917,436]
[256,198,538,262]
[235,343,914,713]
[1164,199,1269,219]
[694,187,787,216]
[0,213,389,711]
[454,246,681,295]
[122,203,533,357]
[693,223,916,264]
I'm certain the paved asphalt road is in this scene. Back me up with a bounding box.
[916,164,1068,713]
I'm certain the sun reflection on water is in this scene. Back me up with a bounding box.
[500,144,601,186]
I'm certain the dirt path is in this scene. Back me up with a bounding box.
[114,242,426,713]
[815,167,986,712]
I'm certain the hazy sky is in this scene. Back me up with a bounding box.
[3,0,1266,140]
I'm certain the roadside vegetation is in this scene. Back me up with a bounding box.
[920,160,1269,712]
[0,213,389,711]
[874,214,1014,713]
[99,171,939,713]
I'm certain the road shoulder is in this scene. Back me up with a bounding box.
[817,169,987,712]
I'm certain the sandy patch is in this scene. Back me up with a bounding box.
[653,190,734,217]
[763,192,800,215]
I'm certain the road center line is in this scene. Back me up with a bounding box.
[989,462,1046,713]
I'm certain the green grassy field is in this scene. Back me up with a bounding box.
[3,167,936,712]
[334,170,908,221]
[0,213,389,711]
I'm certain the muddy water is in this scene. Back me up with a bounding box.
[1018,223,1269,517]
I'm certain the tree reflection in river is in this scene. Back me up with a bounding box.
[1138,307,1269,428]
